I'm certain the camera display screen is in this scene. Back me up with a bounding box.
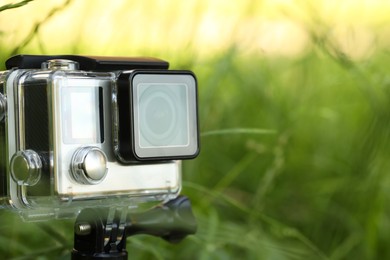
[61,87,103,144]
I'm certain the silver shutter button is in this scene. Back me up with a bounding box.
[10,150,42,186]
[41,59,79,70]
[71,147,108,185]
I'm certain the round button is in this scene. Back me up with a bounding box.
[71,147,107,185]
[41,59,79,70]
[10,150,42,186]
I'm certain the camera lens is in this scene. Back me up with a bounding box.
[119,72,198,161]
[139,85,181,147]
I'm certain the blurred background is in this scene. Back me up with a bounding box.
[1,0,390,259]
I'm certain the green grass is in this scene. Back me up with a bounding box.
[182,47,390,259]
[1,46,390,260]
[1,1,390,259]
[1,47,390,260]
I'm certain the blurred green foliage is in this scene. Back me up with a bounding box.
[1,0,390,259]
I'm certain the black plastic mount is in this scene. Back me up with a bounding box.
[5,54,169,71]
[71,196,197,260]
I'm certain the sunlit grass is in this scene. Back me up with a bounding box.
[0,0,389,61]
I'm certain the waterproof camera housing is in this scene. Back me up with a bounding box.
[0,55,199,220]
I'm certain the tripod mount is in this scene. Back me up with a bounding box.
[71,196,197,259]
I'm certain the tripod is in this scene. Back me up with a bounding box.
[71,196,197,259]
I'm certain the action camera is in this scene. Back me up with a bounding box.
[0,55,199,220]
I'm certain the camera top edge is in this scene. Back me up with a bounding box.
[5,54,170,71]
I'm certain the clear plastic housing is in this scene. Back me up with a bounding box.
[0,65,181,220]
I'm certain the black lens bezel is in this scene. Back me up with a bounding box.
[116,70,199,163]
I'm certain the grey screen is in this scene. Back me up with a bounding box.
[61,87,102,144]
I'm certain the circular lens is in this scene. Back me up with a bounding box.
[139,86,179,147]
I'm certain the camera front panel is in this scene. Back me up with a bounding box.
[1,66,181,214]
[53,75,181,200]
